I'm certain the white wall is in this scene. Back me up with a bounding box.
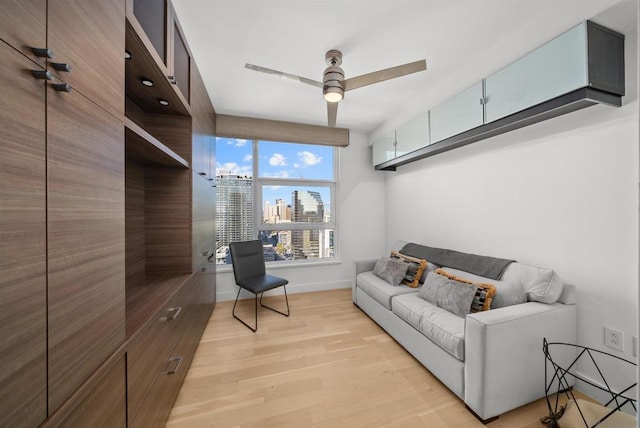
[215,131,386,301]
[384,21,638,395]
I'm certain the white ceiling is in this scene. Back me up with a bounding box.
[172,0,634,138]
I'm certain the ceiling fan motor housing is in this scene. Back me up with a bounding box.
[323,50,345,102]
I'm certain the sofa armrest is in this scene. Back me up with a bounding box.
[353,258,378,302]
[464,302,577,420]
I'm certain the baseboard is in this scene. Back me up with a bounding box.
[216,280,352,302]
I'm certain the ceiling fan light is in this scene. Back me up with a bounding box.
[324,88,343,102]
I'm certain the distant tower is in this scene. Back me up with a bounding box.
[216,172,254,248]
[291,190,324,259]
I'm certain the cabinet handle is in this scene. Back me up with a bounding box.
[166,306,182,321]
[31,47,54,59]
[198,171,206,176]
[167,75,177,84]
[52,63,72,72]
[31,70,53,80]
[207,178,214,182]
[163,356,183,375]
[52,83,72,92]
[201,250,212,257]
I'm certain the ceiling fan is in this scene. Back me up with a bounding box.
[245,49,427,127]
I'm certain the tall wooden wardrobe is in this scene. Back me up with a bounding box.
[0,0,217,426]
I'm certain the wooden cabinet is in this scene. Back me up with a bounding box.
[47,86,125,411]
[0,41,47,428]
[47,0,125,118]
[0,0,46,63]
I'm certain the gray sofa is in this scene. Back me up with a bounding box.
[353,241,577,422]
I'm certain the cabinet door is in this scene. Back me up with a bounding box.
[47,89,125,412]
[396,112,429,157]
[0,0,46,63]
[171,19,191,104]
[485,22,588,122]
[132,0,168,66]
[372,132,396,166]
[47,0,125,118]
[430,81,484,144]
[0,41,47,428]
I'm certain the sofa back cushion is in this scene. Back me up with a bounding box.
[439,262,565,308]
[390,251,427,288]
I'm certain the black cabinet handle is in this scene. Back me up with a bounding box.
[198,171,206,176]
[31,47,54,59]
[168,75,177,84]
[52,83,72,92]
[31,70,52,80]
[52,63,72,72]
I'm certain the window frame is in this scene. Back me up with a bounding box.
[216,138,339,267]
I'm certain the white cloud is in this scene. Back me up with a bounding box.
[293,163,300,168]
[243,154,253,162]
[269,153,287,166]
[297,151,322,166]
[216,162,252,176]
[235,139,248,147]
[262,171,290,178]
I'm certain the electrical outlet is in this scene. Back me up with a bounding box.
[604,327,624,352]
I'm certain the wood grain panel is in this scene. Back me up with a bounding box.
[145,113,192,165]
[131,274,204,427]
[47,88,125,412]
[125,117,189,167]
[44,354,126,428]
[128,277,196,423]
[0,0,46,63]
[145,167,191,273]
[216,114,350,147]
[0,42,47,428]
[126,158,146,289]
[48,0,125,119]
[190,62,215,177]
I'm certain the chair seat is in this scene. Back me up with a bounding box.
[238,274,289,294]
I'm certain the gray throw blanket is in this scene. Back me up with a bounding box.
[400,243,515,280]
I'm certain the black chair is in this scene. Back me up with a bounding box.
[229,240,290,332]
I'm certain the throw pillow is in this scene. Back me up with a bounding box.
[436,268,497,312]
[373,257,409,286]
[417,271,477,317]
[390,250,428,288]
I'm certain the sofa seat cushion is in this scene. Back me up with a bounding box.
[356,271,419,310]
[391,293,466,361]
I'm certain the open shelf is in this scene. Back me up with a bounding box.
[125,117,188,168]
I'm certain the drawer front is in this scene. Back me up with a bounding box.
[127,280,198,423]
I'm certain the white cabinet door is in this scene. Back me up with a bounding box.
[372,132,396,166]
[430,81,484,144]
[485,22,588,122]
[396,112,429,157]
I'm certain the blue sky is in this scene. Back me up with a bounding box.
[216,138,333,214]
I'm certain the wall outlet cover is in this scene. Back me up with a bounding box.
[604,326,624,352]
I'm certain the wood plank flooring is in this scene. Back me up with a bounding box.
[167,288,566,428]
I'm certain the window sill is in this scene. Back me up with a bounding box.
[215,259,342,274]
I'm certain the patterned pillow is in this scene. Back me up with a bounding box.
[373,257,409,286]
[436,268,497,312]
[390,251,428,288]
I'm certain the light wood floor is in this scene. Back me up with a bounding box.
[167,288,564,428]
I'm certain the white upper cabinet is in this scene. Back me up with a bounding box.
[484,22,588,123]
[396,112,429,157]
[430,81,484,144]
[372,132,396,166]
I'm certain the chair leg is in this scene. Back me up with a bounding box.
[259,285,290,317]
[232,287,258,332]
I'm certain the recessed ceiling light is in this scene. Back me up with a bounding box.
[125,50,132,60]
[141,78,154,87]
[158,99,169,106]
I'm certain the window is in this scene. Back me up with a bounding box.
[215,138,336,265]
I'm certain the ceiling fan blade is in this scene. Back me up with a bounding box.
[327,102,338,127]
[245,63,323,88]
[343,60,427,92]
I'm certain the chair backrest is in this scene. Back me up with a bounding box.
[229,240,266,283]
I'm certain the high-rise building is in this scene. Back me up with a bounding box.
[216,172,254,251]
[291,190,324,259]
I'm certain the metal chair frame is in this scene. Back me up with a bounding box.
[232,285,290,332]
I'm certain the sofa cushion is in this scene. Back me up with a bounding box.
[442,262,564,307]
[373,257,408,286]
[417,271,477,317]
[356,271,418,310]
[392,293,466,361]
[390,251,427,288]
[436,268,497,312]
